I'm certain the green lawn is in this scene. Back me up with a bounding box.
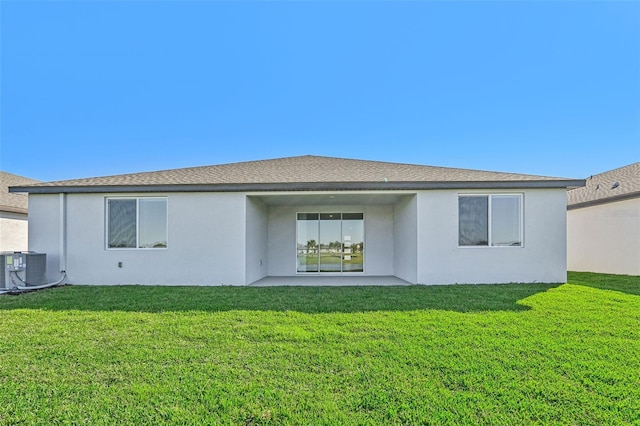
[298,253,363,265]
[0,272,638,424]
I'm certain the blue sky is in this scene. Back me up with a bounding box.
[1,1,638,182]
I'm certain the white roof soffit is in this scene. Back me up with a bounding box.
[10,179,586,194]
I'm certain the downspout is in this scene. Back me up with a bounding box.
[59,193,67,275]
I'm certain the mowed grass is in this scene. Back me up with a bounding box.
[0,273,638,424]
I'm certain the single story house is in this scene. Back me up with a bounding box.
[1,171,40,252]
[10,155,584,285]
[567,162,640,276]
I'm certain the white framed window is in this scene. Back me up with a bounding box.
[458,194,523,247]
[106,197,168,249]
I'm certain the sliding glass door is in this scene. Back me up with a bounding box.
[319,213,342,272]
[296,213,319,272]
[342,213,364,272]
[296,213,364,273]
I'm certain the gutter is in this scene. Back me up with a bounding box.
[59,193,67,273]
[9,179,586,194]
[568,191,640,211]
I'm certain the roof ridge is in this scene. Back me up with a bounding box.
[38,155,329,184]
[10,155,584,193]
[567,162,640,207]
[0,171,41,182]
[0,171,39,212]
[23,155,576,186]
[586,161,640,178]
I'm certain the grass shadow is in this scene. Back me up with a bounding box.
[0,283,562,314]
[568,271,640,296]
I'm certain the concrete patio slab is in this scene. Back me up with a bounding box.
[249,275,413,286]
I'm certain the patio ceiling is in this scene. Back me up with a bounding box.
[249,192,412,206]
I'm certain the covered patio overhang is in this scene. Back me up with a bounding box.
[246,190,415,207]
[244,190,419,285]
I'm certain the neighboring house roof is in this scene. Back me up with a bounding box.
[567,162,640,210]
[1,171,41,214]
[10,155,584,194]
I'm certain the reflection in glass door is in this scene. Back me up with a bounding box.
[296,212,364,273]
[296,213,319,272]
[319,213,342,272]
[342,213,364,273]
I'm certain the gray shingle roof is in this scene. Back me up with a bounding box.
[10,155,584,194]
[567,162,640,209]
[1,172,41,214]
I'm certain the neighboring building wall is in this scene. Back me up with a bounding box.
[416,188,568,284]
[246,197,268,284]
[1,172,40,252]
[29,192,248,285]
[0,212,29,252]
[567,197,640,276]
[267,204,395,277]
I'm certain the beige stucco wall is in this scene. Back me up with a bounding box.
[0,212,29,252]
[567,197,640,276]
[27,194,62,279]
[30,192,249,285]
[28,188,572,285]
[416,188,568,284]
[246,197,268,284]
[393,195,417,283]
